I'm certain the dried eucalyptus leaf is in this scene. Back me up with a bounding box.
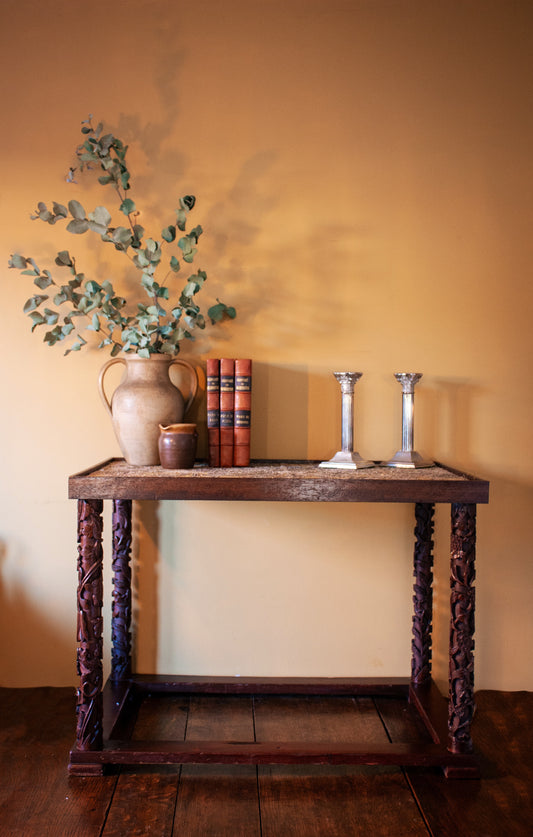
[89,205,112,227]
[67,218,90,234]
[162,225,176,243]
[23,294,48,313]
[8,254,28,269]
[120,198,136,215]
[68,199,86,220]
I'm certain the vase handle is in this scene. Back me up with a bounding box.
[98,357,126,418]
[170,359,198,415]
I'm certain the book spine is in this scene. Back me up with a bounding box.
[219,358,235,468]
[206,358,220,467]
[234,359,252,466]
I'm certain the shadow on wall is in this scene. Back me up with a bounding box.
[0,540,74,687]
[418,380,533,692]
[423,377,486,467]
[185,361,345,464]
[132,501,160,674]
[123,368,533,691]
[130,361,314,674]
[251,362,310,460]
[431,472,533,693]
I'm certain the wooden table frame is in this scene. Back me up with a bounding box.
[67,459,489,777]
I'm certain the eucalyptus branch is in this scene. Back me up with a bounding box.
[9,116,236,356]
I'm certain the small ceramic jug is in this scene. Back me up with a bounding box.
[158,423,198,469]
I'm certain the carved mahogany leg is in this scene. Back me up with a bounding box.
[111,499,133,680]
[411,502,435,685]
[75,498,104,751]
[448,502,476,753]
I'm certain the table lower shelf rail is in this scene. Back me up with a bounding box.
[68,675,479,778]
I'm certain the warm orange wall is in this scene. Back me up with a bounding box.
[1,0,532,691]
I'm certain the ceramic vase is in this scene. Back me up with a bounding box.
[98,354,198,466]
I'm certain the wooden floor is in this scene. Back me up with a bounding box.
[0,688,532,836]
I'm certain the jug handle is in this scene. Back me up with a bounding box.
[170,359,198,415]
[98,357,126,418]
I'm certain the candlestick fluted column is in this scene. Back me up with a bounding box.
[319,372,374,469]
[385,373,433,468]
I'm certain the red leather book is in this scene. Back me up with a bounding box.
[234,359,252,466]
[206,358,220,467]
[219,358,235,467]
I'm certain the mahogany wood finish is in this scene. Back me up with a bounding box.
[68,459,489,777]
[448,502,477,754]
[68,458,489,503]
[411,502,435,685]
[75,498,104,753]
[3,688,532,836]
[111,499,132,680]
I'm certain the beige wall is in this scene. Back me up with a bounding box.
[1,0,532,691]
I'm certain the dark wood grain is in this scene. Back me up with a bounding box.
[375,694,437,744]
[256,697,427,837]
[100,694,188,836]
[259,765,429,837]
[253,695,388,743]
[412,502,435,684]
[173,695,261,837]
[102,773,179,837]
[2,688,531,835]
[131,673,410,695]
[407,691,533,836]
[0,687,116,836]
[111,499,132,680]
[132,693,189,740]
[75,498,104,755]
[68,458,490,504]
[448,502,477,754]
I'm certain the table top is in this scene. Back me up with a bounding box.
[68,459,489,503]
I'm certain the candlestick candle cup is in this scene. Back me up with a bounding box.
[319,372,374,469]
[385,373,433,468]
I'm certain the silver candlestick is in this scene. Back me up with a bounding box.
[319,372,374,469]
[385,372,433,468]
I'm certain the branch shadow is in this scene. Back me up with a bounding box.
[131,501,160,674]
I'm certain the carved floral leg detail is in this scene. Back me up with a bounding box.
[448,502,476,754]
[412,502,435,685]
[111,499,133,680]
[76,498,104,751]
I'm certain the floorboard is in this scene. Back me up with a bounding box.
[406,690,533,837]
[173,696,261,837]
[255,696,428,837]
[101,694,188,836]
[0,687,116,837]
[1,687,532,836]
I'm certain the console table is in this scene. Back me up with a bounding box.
[68,458,489,777]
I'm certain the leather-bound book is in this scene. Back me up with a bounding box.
[234,359,252,466]
[219,358,235,467]
[206,358,220,467]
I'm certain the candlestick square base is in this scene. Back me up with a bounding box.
[319,450,375,470]
[384,450,434,469]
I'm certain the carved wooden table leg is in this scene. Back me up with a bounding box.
[111,499,133,680]
[411,502,435,685]
[448,502,476,754]
[75,498,104,755]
